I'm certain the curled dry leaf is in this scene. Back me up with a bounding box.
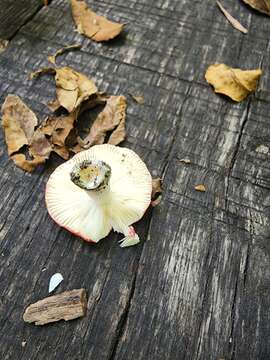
[11,154,46,172]
[29,67,56,80]
[151,178,162,207]
[194,184,206,192]
[242,0,270,15]
[76,95,126,150]
[71,0,124,42]
[217,1,248,34]
[1,95,38,155]
[1,95,52,172]
[48,44,82,65]
[0,39,8,54]
[31,66,97,113]
[39,112,77,159]
[205,64,262,102]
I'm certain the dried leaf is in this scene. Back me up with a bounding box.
[130,94,145,104]
[71,0,124,42]
[29,129,52,159]
[242,0,270,15]
[47,99,61,112]
[29,67,56,80]
[151,178,162,207]
[217,1,248,33]
[31,66,97,113]
[55,67,97,112]
[78,95,126,150]
[0,39,8,54]
[205,64,262,102]
[49,273,64,293]
[1,95,38,155]
[179,158,191,164]
[194,184,206,192]
[11,154,46,172]
[39,112,77,159]
[1,95,53,172]
[48,44,82,65]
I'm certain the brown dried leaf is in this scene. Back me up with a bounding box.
[1,95,53,172]
[11,154,46,172]
[31,66,97,113]
[151,178,162,207]
[205,64,262,102]
[39,112,77,159]
[29,130,52,159]
[242,0,270,15]
[194,184,206,192]
[217,1,248,33]
[0,39,8,54]
[48,44,82,65]
[78,95,126,150]
[71,0,124,42]
[29,67,56,80]
[130,94,145,104]
[1,95,38,155]
[55,67,97,112]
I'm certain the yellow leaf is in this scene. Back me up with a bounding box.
[205,63,262,102]
[71,0,123,42]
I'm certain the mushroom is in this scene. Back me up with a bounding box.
[45,144,152,247]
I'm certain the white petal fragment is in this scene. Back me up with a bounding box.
[49,273,64,293]
[119,234,140,248]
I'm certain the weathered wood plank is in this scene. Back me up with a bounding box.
[0,0,44,39]
[0,0,269,359]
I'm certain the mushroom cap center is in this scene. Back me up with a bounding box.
[70,159,111,191]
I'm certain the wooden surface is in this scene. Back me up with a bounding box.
[0,0,269,359]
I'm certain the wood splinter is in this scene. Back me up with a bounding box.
[23,288,87,326]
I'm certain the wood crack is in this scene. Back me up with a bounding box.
[224,97,252,212]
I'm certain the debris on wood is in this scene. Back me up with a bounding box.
[1,95,38,155]
[73,95,127,151]
[40,112,78,160]
[31,66,98,113]
[205,64,262,102]
[217,1,248,34]
[242,0,270,15]
[0,39,8,54]
[1,95,52,172]
[151,178,162,207]
[29,67,56,80]
[179,158,191,164]
[130,94,145,104]
[48,44,82,65]
[49,273,64,293]
[194,184,206,192]
[255,144,269,154]
[23,289,87,326]
[71,0,124,42]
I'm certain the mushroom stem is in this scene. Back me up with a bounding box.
[70,160,111,192]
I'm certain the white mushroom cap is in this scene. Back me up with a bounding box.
[45,144,152,243]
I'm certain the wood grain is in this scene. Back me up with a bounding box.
[0,0,269,359]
